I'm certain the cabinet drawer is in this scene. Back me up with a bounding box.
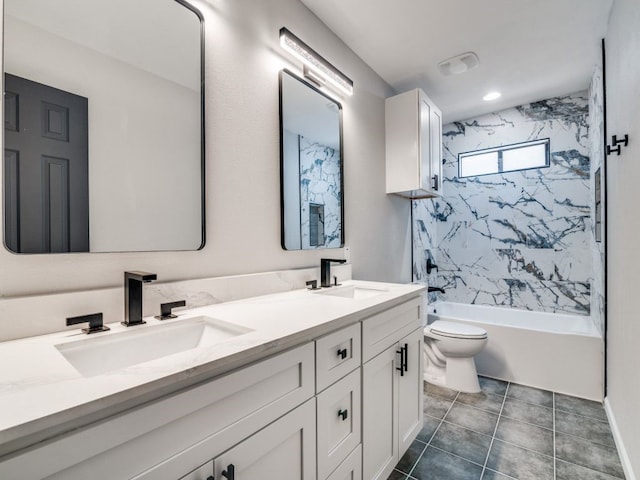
[317,368,361,480]
[179,461,213,480]
[1,343,315,480]
[326,445,362,480]
[316,323,361,392]
[362,297,422,362]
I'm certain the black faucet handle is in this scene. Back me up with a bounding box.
[426,258,438,274]
[155,300,186,320]
[306,280,319,290]
[66,312,110,334]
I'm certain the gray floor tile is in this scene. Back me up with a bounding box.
[479,376,508,396]
[556,409,616,448]
[445,403,499,436]
[486,440,554,480]
[430,421,493,465]
[416,414,441,443]
[425,381,458,401]
[411,446,483,480]
[494,417,553,456]
[555,393,608,421]
[481,469,517,479]
[386,469,409,480]
[395,439,427,474]
[556,459,625,480]
[424,393,454,419]
[506,383,553,408]
[457,391,505,414]
[556,432,625,478]
[501,396,554,429]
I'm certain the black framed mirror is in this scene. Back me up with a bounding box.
[279,69,344,250]
[3,0,204,253]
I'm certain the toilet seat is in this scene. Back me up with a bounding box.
[427,320,487,339]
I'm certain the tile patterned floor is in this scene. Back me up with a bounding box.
[388,377,626,480]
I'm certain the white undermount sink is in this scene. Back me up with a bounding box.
[313,284,389,300]
[56,316,253,377]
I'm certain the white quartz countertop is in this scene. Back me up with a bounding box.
[0,280,424,457]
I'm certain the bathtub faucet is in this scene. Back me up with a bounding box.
[428,286,446,294]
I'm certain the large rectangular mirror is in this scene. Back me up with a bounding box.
[279,69,344,250]
[3,0,204,253]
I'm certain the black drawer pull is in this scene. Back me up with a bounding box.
[396,347,405,376]
[337,348,348,360]
[403,343,409,373]
[338,409,348,421]
[222,464,235,480]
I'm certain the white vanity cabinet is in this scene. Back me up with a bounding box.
[0,288,425,480]
[385,88,443,199]
[361,298,424,480]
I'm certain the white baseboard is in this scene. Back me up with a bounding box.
[604,397,637,480]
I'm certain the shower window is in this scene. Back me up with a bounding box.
[458,138,550,178]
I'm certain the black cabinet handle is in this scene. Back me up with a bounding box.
[337,348,348,360]
[221,464,235,480]
[396,347,405,376]
[403,343,409,373]
[338,409,348,421]
[206,477,214,480]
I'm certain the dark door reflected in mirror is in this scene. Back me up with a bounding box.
[3,0,204,253]
[279,69,344,250]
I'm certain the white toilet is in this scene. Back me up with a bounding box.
[423,320,488,393]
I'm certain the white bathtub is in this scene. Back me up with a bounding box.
[427,301,604,401]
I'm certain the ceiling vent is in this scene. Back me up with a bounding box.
[437,52,479,76]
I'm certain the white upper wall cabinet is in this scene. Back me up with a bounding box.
[385,88,443,198]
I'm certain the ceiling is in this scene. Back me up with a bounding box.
[300,0,613,122]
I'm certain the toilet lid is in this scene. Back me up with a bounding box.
[428,320,487,339]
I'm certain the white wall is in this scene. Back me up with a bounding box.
[605,0,640,476]
[0,0,410,298]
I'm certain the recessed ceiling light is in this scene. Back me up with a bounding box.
[483,91,501,101]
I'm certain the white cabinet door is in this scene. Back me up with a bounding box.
[362,345,398,480]
[362,328,424,480]
[213,399,316,480]
[397,328,424,455]
[428,101,443,194]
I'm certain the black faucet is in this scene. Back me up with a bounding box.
[123,271,157,326]
[320,258,347,287]
[428,286,445,294]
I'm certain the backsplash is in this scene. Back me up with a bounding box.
[414,92,592,315]
[0,265,352,342]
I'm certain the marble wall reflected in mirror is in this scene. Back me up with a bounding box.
[279,69,344,250]
[3,0,204,253]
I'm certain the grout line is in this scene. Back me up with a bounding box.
[553,392,557,480]
[484,467,519,480]
[406,390,460,478]
[480,381,509,479]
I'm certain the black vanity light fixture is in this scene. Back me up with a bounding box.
[279,27,354,97]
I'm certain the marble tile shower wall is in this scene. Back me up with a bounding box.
[299,136,342,248]
[413,92,592,315]
[588,67,606,335]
